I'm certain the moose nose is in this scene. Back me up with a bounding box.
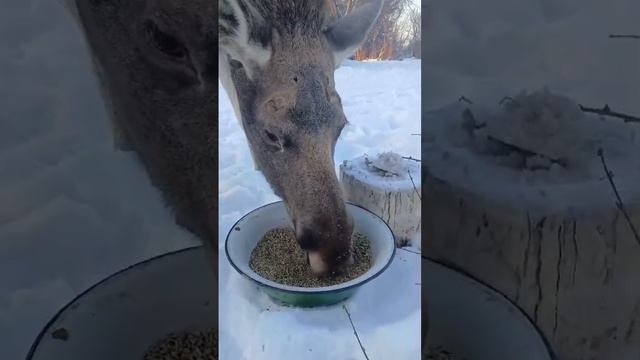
[296,227,323,252]
[295,215,355,276]
[307,249,354,276]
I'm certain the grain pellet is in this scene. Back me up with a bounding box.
[143,329,217,360]
[249,227,371,287]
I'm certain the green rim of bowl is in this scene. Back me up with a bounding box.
[262,287,357,308]
[224,201,397,296]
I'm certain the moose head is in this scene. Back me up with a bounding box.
[219,0,384,275]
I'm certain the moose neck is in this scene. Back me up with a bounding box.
[219,51,266,170]
[219,53,243,128]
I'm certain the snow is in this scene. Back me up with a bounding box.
[0,1,420,358]
[1,2,197,359]
[368,152,410,178]
[219,60,421,359]
[341,152,421,191]
[0,5,206,360]
[423,0,640,216]
[423,0,640,115]
[219,249,420,359]
[424,89,640,216]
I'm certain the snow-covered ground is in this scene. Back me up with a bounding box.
[423,89,640,216]
[218,60,421,359]
[1,1,200,359]
[218,60,421,228]
[10,0,637,357]
[421,1,639,359]
[0,2,420,359]
[422,0,640,213]
[423,0,640,114]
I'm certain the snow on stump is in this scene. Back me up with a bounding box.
[339,152,421,247]
[423,89,640,360]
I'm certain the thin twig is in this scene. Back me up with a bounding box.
[364,156,400,176]
[458,95,474,104]
[598,148,640,246]
[486,135,567,168]
[580,104,640,123]
[462,108,487,131]
[609,34,640,39]
[402,156,421,162]
[462,108,488,130]
[343,305,370,360]
[372,167,399,176]
[499,96,522,108]
[399,247,422,255]
[407,170,421,200]
[410,133,421,136]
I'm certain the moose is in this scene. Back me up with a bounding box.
[64,0,383,277]
[218,0,384,275]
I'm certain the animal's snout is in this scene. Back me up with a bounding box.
[306,248,354,276]
[296,228,321,251]
[295,213,355,276]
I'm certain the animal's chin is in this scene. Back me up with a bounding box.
[308,251,329,275]
[307,250,354,277]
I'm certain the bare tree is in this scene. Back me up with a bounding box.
[327,0,339,18]
[331,0,420,60]
[358,0,407,60]
[397,3,421,58]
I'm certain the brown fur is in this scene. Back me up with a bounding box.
[68,0,382,275]
[71,0,219,254]
[220,0,383,274]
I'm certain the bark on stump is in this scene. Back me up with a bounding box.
[424,176,640,360]
[423,94,640,360]
[339,154,421,247]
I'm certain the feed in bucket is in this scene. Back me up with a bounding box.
[143,330,218,360]
[249,227,372,287]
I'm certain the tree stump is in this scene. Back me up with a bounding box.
[339,152,421,247]
[423,90,640,360]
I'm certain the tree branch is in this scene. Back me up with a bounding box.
[402,156,421,162]
[499,96,522,108]
[580,104,640,123]
[408,169,422,200]
[609,34,640,39]
[598,148,640,246]
[364,156,400,176]
[343,305,370,360]
[458,95,474,104]
[399,247,421,255]
[486,135,567,168]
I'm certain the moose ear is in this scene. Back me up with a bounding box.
[324,0,384,66]
[219,0,271,73]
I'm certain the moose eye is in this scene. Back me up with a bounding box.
[143,20,188,59]
[264,130,279,143]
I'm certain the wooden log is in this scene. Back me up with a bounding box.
[424,175,640,360]
[423,91,640,360]
[339,153,421,247]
